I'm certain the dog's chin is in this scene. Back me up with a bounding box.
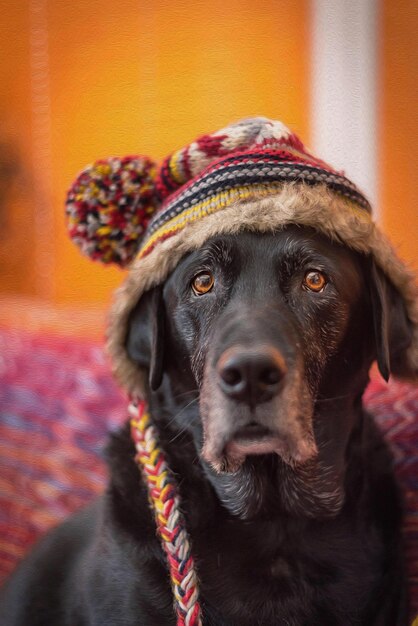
[202,426,318,474]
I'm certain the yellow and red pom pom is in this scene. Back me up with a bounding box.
[65,155,159,266]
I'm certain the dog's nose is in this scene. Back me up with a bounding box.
[217,347,286,406]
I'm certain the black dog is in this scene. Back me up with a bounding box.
[0,226,412,625]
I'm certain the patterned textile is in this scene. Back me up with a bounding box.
[141,147,371,261]
[0,327,126,580]
[0,326,417,620]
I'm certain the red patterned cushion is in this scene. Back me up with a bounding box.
[0,327,417,619]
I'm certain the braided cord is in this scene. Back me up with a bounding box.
[129,402,202,626]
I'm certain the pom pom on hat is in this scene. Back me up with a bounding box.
[66,155,159,266]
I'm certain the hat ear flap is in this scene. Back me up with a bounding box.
[66,156,159,267]
[369,260,415,381]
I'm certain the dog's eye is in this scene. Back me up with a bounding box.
[303,270,327,293]
[191,271,215,295]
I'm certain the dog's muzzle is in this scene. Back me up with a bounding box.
[200,337,318,473]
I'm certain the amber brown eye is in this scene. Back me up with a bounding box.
[192,271,215,295]
[303,270,327,293]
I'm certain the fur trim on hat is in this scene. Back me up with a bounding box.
[107,183,418,396]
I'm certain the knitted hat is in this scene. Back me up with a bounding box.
[66,117,418,395]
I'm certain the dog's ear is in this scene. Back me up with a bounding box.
[126,286,165,391]
[369,260,413,381]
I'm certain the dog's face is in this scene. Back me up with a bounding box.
[127,226,412,519]
[162,226,369,469]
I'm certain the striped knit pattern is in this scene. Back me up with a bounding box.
[139,148,371,260]
[155,117,312,196]
[134,117,371,260]
[129,401,202,626]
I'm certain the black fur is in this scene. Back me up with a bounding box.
[0,227,411,625]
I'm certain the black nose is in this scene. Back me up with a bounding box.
[217,347,286,406]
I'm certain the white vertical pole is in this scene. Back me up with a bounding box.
[311,0,379,213]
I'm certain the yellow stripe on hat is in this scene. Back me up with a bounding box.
[138,183,283,258]
[139,180,371,261]
[168,149,186,184]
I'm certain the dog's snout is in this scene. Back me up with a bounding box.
[217,347,286,406]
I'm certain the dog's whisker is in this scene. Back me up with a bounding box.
[165,397,200,431]
[170,389,199,401]
[165,396,201,444]
[168,427,189,445]
[153,395,200,428]
[315,394,352,403]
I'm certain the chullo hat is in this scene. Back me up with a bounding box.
[66,117,418,394]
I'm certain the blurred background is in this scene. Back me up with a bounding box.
[0,0,416,336]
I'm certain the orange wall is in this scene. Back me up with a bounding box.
[380,0,418,272]
[0,1,37,297]
[0,0,309,306]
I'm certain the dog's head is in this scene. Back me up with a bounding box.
[65,118,416,521]
[126,225,414,519]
